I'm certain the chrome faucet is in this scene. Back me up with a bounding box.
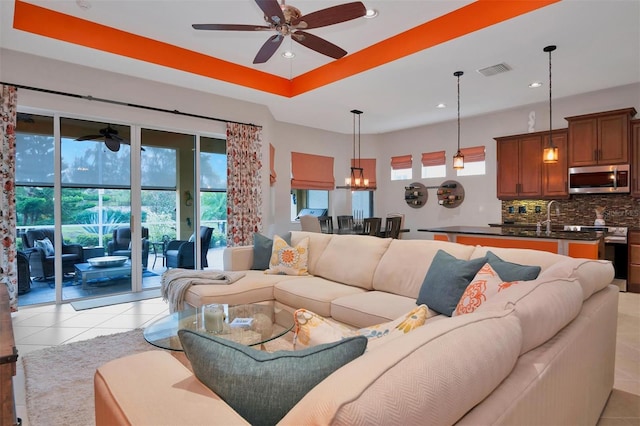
[538,200,560,235]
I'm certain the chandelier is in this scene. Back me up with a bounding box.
[343,109,369,190]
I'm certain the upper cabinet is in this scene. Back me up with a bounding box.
[566,108,637,167]
[496,130,567,200]
[631,119,640,197]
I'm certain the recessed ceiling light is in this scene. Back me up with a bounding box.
[282,51,295,59]
[436,103,446,109]
[76,0,91,10]
[529,81,543,88]
[364,9,378,18]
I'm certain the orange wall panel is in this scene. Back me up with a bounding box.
[455,236,559,254]
[567,242,599,260]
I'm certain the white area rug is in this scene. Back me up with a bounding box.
[21,328,296,425]
[21,329,153,426]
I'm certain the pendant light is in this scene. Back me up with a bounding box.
[344,109,368,189]
[543,45,558,163]
[453,71,464,169]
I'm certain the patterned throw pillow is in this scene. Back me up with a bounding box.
[35,237,55,256]
[453,263,521,316]
[293,305,429,351]
[265,235,309,276]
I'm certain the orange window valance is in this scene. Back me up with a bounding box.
[460,146,486,162]
[390,154,412,170]
[269,143,276,186]
[421,151,446,167]
[291,152,335,190]
[351,158,377,189]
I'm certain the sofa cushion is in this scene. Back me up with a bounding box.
[540,258,614,300]
[373,239,476,298]
[290,231,333,274]
[417,250,488,316]
[453,263,522,316]
[184,270,297,308]
[313,234,392,290]
[281,309,522,426]
[274,277,365,318]
[331,291,435,328]
[265,235,309,276]
[475,276,583,354]
[178,329,367,426]
[251,232,291,270]
[485,251,541,281]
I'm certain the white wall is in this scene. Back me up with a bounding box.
[3,49,639,240]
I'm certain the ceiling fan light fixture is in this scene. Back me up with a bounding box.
[282,50,295,59]
[364,9,378,18]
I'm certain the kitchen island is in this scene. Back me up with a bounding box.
[418,226,604,259]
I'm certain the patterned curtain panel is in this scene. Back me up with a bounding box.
[226,123,263,247]
[0,85,18,311]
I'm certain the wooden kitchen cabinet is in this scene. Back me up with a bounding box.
[567,108,636,167]
[630,119,640,197]
[542,129,568,198]
[496,130,567,200]
[627,230,640,293]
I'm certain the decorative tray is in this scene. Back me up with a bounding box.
[87,256,129,268]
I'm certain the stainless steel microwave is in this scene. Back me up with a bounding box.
[568,164,630,194]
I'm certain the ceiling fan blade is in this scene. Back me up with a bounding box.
[293,2,366,29]
[292,31,347,59]
[192,23,271,31]
[253,34,284,64]
[254,0,285,25]
[104,137,121,152]
[75,135,103,141]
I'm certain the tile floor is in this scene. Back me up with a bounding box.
[9,291,640,425]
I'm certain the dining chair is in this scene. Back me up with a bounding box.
[386,213,405,239]
[383,216,402,239]
[337,215,355,231]
[318,216,334,233]
[300,215,322,233]
[362,217,382,236]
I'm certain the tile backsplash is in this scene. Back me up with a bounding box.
[502,194,640,228]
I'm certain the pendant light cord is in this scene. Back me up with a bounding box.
[544,45,557,149]
[457,73,461,152]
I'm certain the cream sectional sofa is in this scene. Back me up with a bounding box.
[95,231,618,425]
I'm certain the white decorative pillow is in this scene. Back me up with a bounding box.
[293,305,429,351]
[35,237,55,256]
[265,235,309,276]
[453,263,521,316]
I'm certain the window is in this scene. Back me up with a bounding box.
[456,146,486,176]
[421,151,446,178]
[290,152,335,221]
[352,190,373,218]
[390,155,412,180]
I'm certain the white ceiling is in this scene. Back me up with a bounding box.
[1,0,639,134]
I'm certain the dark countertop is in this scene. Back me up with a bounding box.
[418,226,603,241]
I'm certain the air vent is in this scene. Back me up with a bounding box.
[477,63,512,77]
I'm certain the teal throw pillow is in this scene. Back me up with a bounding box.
[416,250,487,316]
[178,330,367,426]
[251,232,291,270]
[486,251,541,281]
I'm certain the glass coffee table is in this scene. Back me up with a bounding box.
[144,302,295,351]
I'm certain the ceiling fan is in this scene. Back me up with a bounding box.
[75,125,131,152]
[192,0,367,64]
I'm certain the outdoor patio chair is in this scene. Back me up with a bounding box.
[21,228,83,279]
[107,226,150,269]
[165,226,213,269]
